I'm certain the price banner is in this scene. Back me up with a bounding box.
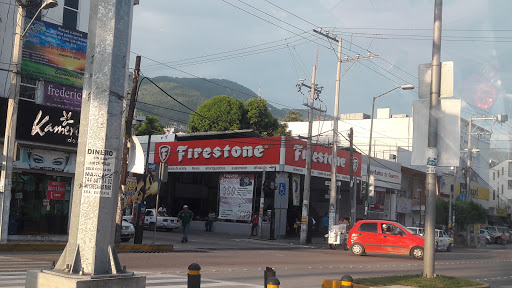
[218,173,254,221]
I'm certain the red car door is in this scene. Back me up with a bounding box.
[352,222,380,253]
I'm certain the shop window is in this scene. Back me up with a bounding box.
[63,0,79,30]
[19,77,37,101]
[8,173,71,235]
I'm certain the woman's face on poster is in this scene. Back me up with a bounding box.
[28,149,69,171]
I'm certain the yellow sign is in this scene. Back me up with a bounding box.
[497,208,508,217]
[301,216,307,224]
[474,224,480,234]
[456,183,490,200]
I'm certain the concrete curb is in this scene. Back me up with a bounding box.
[352,282,489,288]
[0,243,173,253]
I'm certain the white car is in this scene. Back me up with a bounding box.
[406,227,424,236]
[121,219,135,242]
[435,229,453,252]
[480,229,492,244]
[144,209,180,231]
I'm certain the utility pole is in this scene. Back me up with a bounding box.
[449,167,456,228]
[0,6,24,243]
[116,55,141,243]
[424,0,443,278]
[466,116,472,202]
[258,167,266,238]
[313,28,378,231]
[349,128,356,223]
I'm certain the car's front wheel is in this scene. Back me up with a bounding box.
[411,246,424,259]
[351,243,365,256]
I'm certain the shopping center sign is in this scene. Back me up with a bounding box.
[154,137,362,179]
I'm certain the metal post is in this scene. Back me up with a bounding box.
[349,128,356,223]
[0,6,24,243]
[263,267,276,288]
[366,97,377,218]
[449,167,456,228]
[300,63,317,244]
[153,163,161,244]
[258,167,266,238]
[187,263,201,288]
[329,37,342,232]
[424,0,443,278]
[267,277,280,288]
[466,117,472,202]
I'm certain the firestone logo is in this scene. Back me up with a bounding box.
[175,144,266,162]
[293,145,347,167]
[159,145,171,162]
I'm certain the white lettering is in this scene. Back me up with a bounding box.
[203,147,212,159]
[254,145,264,157]
[177,146,187,162]
[213,147,222,158]
[232,146,242,157]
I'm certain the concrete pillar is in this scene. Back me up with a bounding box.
[26,0,145,286]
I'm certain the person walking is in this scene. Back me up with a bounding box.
[205,210,215,232]
[250,212,259,236]
[177,205,194,243]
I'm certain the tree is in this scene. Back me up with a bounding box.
[135,115,165,135]
[436,198,449,226]
[284,110,303,122]
[244,98,279,137]
[454,200,487,229]
[188,95,246,133]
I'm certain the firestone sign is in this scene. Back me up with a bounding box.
[154,137,361,179]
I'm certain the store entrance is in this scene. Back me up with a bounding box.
[9,172,72,235]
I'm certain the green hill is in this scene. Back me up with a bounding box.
[134,76,299,131]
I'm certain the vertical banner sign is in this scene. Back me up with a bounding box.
[218,173,254,221]
[82,148,116,197]
[292,174,300,206]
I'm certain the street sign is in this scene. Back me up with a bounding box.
[418,61,454,99]
[325,181,341,186]
[278,182,286,195]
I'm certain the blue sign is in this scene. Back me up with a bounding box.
[278,183,286,196]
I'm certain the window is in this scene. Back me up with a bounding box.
[358,222,378,233]
[502,167,505,175]
[509,162,512,177]
[25,2,42,20]
[498,171,500,178]
[19,77,37,100]
[502,184,504,194]
[493,172,495,181]
[63,0,79,30]
[493,190,495,200]
[509,180,512,190]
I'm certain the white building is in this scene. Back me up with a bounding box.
[489,160,512,224]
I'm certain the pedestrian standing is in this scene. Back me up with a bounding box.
[205,210,215,232]
[250,213,259,236]
[177,205,194,243]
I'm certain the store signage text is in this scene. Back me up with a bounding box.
[31,110,79,144]
[293,145,347,167]
[175,144,265,162]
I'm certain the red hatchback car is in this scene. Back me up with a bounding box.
[347,220,424,259]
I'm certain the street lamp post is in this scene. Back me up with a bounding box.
[365,85,414,216]
[0,0,58,242]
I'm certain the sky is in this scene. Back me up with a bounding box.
[130,0,512,152]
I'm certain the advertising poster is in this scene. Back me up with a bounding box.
[14,147,76,173]
[292,175,300,206]
[47,181,66,200]
[43,82,82,111]
[219,173,254,221]
[21,19,87,88]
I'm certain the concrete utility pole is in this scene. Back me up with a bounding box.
[349,128,356,223]
[258,167,266,238]
[0,5,24,243]
[116,55,141,243]
[466,116,472,202]
[424,0,443,278]
[26,1,145,286]
[300,61,317,244]
[449,167,456,228]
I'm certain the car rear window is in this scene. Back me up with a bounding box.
[358,222,378,233]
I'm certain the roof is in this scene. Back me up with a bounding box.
[175,130,261,141]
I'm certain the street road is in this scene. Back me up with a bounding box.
[1,230,511,288]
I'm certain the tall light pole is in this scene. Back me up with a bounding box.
[365,84,414,216]
[0,0,58,243]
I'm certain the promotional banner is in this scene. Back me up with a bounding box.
[47,181,66,200]
[218,173,254,221]
[14,147,76,173]
[292,174,300,206]
[43,82,82,111]
[456,183,490,201]
[16,100,80,147]
[21,19,87,88]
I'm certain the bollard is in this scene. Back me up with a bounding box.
[340,275,353,288]
[188,263,201,288]
[264,267,276,288]
[267,277,280,288]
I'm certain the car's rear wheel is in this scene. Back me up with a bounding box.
[411,246,424,259]
[351,243,365,256]
[496,237,503,244]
